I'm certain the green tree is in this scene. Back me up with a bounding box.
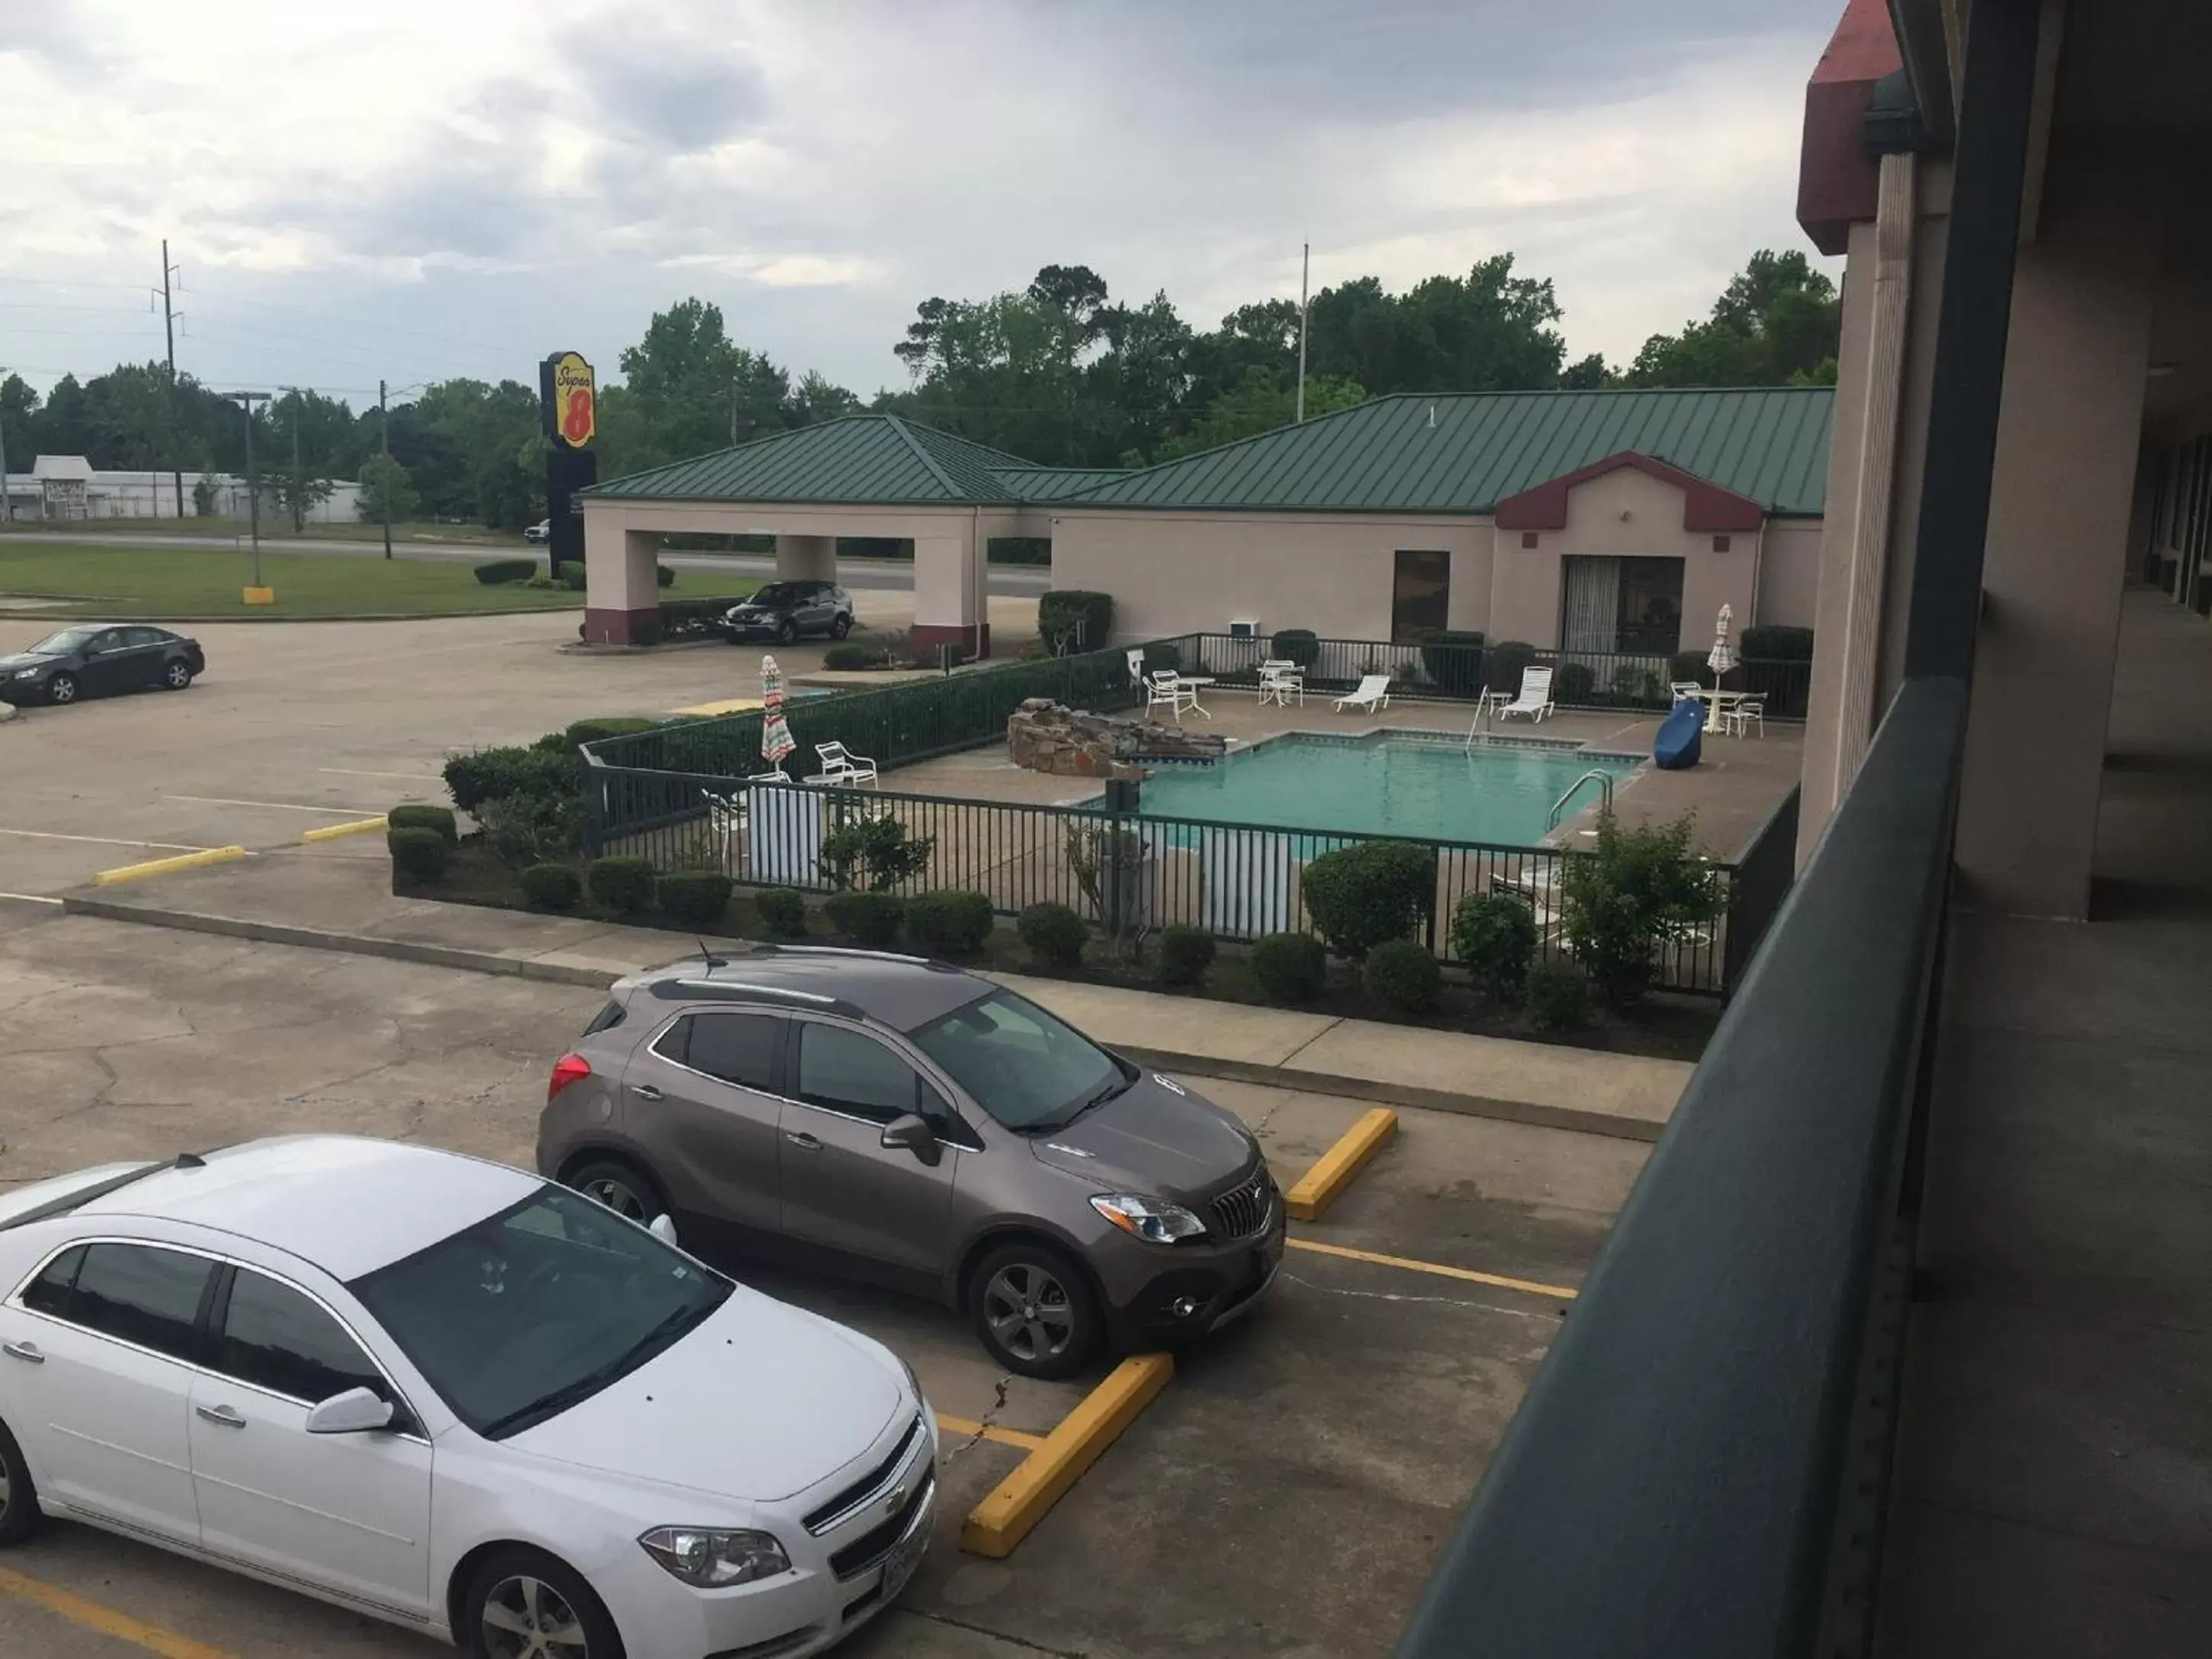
[1627,249,1840,387]
[618,298,792,467]
[356,451,419,522]
[1304,255,1569,394]
[1155,366,1365,460]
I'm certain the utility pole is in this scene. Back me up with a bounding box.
[158,241,183,518]
[288,392,304,532]
[224,392,271,587]
[378,378,393,559]
[0,364,11,528]
[1296,242,1311,424]
[730,376,740,446]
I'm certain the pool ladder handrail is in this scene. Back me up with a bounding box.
[1546,769,1615,831]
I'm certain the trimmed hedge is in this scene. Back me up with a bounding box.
[1669,649,1710,687]
[755,886,808,938]
[1270,629,1320,671]
[1363,938,1442,1015]
[656,564,677,588]
[1419,629,1486,695]
[1156,925,1216,987]
[659,869,734,928]
[1017,903,1088,970]
[1038,590,1115,655]
[823,642,877,671]
[660,597,728,639]
[1526,960,1589,1031]
[906,889,994,956]
[564,717,659,748]
[587,855,656,916]
[1301,840,1436,959]
[444,746,577,813]
[387,826,450,883]
[1140,641,1181,676]
[826,890,904,949]
[1554,662,1597,704]
[473,558,536,586]
[1449,892,1537,1003]
[1252,932,1327,1003]
[562,566,587,591]
[1488,639,1537,694]
[386,803,457,846]
[521,863,583,909]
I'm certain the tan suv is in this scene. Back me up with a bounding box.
[538,947,1282,1378]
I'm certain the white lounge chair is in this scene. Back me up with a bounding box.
[1333,673,1392,714]
[1496,666,1555,723]
[809,740,878,787]
[1147,670,1197,720]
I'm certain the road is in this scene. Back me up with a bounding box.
[5,530,1055,596]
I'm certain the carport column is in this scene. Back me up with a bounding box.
[583,516,663,644]
[913,529,987,659]
[776,535,838,582]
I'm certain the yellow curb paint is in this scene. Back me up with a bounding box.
[0,1564,237,1659]
[935,1413,1049,1452]
[93,845,249,886]
[959,1352,1174,1559]
[1286,1236,1579,1301]
[242,586,275,605]
[1283,1106,1399,1221]
[301,815,389,843]
[668,696,765,717]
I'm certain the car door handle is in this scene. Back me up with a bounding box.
[630,1084,664,1102]
[784,1130,822,1151]
[195,1404,246,1429]
[2,1340,44,1365]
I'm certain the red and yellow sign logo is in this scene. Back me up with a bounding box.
[551,352,596,449]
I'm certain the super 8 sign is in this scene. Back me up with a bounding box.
[550,352,595,449]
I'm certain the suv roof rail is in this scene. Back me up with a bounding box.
[750,942,961,972]
[648,978,867,1018]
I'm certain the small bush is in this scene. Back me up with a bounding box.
[473,558,536,586]
[1252,932,1328,1003]
[564,716,659,748]
[521,862,583,909]
[1156,925,1217,987]
[444,746,577,813]
[477,789,583,870]
[1488,639,1538,694]
[906,889,994,956]
[656,564,676,588]
[819,815,934,893]
[387,826,450,883]
[1037,590,1115,655]
[1560,811,1726,1008]
[823,641,877,671]
[1363,938,1442,1015]
[1525,961,1589,1031]
[755,886,808,938]
[587,855,657,916]
[1301,841,1436,959]
[1450,892,1539,1003]
[1017,903,1088,970]
[1270,629,1321,671]
[386,803,457,846]
[659,869,734,928]
[826,890,905,948]
[1554,662,1597,704]
[1420,629,1485,695]
[562,566,587,591]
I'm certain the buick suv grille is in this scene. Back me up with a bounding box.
[1208,1168,1274,1240]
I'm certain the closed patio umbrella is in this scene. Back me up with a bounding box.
[1706,603,1737,679]
[760,654,795,772]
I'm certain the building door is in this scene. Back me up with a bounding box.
[1391,550,1451,642]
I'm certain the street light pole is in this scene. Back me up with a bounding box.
[0,364,12,527]
[378,378,393,560]
[224,391,272,587]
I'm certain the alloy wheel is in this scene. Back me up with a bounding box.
[480,1574,590,1659]
[581,1175,647,1221]
[48,676,76,704]
[0,1462,11,1517]
[164,662,190,688]
[983,1262,1076,1362]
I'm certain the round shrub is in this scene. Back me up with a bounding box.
[823,641,877,671]
[473,558,536,586]
[826,890,905,949]
[1364,938,1442,1015]
[1488,639,1537,694]
[1450,892,1538,1003]
[1156,925,1216,987]
[387,826,450,883]
[1525,960,1590,1032]
[443,745,577,813]
[906,890,994,956]
[521,862,582,909]
[562,565,587,591]
[386,803,457,846]
[659,870,734,929]
[754,886,808,938]
[1252,932,1327,1003]
[1419,629,1485,695]
[1270,629,1321,671]
[656,564,677,587]
[587,855,656,916]
[1017,902,1088,970]
[1300,841,1435,959]
[1553,661,1597,704]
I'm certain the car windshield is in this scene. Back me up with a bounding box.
[749,583,803,605]
[349,1185,730,1440]
[910,989,1128,1131]
[28,629,97,655]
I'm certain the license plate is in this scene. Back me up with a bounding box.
[881,1490,933,1600]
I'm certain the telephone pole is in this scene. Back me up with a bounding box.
[1295,242,1311,424]
[159,241,183,518]
[223,392,271,586]
[378,379,393,559]
[0,363,12,527]
[288,392,304,532]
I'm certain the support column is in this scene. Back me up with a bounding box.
[912,529,987,659]
[584,522,664,644]
[775,535,837,582]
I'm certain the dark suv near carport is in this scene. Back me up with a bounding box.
[721,581,856,644]
[538,946,1283,1378]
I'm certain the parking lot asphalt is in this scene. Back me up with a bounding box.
[0,906,1648,1658]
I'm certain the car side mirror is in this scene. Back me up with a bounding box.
[880,1113,942,1166]
[649,1213,680,1247]
[304,1386,395,1435]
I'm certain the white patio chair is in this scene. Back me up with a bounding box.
[1726,693,1767,740]
[1146,670,1196,720]
[1256,661,1304,708]
[1127,647,1147,689]
[1670,680,1704,704]
[809,740,878,786]
[1490,870,1567,944]
[1495,666,1555,723]
[1332,673,1392,714]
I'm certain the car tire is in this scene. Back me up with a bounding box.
[0,1418,42,1547]
[45,672,77,706]
[968,1240,1104,1381]
[776,619,799,646]
[563,1155,665,1226]
[161,659,194,691]
[462,1545,625,1659]
[830,613,853,640]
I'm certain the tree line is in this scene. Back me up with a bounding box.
[0,249,1836,529]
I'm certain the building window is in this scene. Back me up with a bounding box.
[1521,530,1540,549]
[1560,556,1685,659]
[1712,534,1732,552]
[1391,550,1452,642]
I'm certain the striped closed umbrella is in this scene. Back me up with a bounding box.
[1706,603,1737,678]
[760,654,796,768]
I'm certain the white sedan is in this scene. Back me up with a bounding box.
[0,1136,938,1658]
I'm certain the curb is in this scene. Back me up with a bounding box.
[55,896,1668,1143]
[960,1353,1174,1559]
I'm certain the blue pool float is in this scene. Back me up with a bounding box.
[1654,699,1703,769]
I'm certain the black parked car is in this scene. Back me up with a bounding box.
[0,623,204,707]
[722,581,856,644]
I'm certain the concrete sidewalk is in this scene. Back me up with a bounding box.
[60,847,1692,1142]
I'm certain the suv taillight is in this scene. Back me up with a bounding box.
[548,1053,592,1102]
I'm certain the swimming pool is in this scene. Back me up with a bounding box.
[1123,734,1640,846]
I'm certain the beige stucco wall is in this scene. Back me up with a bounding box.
[1756,522,1825,629]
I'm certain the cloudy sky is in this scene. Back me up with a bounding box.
[0,0,1839,407]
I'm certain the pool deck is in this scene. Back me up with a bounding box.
[880,693,1802,860]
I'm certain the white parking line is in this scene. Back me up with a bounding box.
[164,795,386,815]
[0,828,210,851]
[0,893,64,906]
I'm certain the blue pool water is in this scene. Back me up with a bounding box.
[1126,735,1639,846]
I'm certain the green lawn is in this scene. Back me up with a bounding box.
[24,517,529,548]
[0,542,756,620]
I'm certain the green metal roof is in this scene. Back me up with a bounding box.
[1059,388,1834,516]
[587,415,1036,506]
[992,467,1130,503]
